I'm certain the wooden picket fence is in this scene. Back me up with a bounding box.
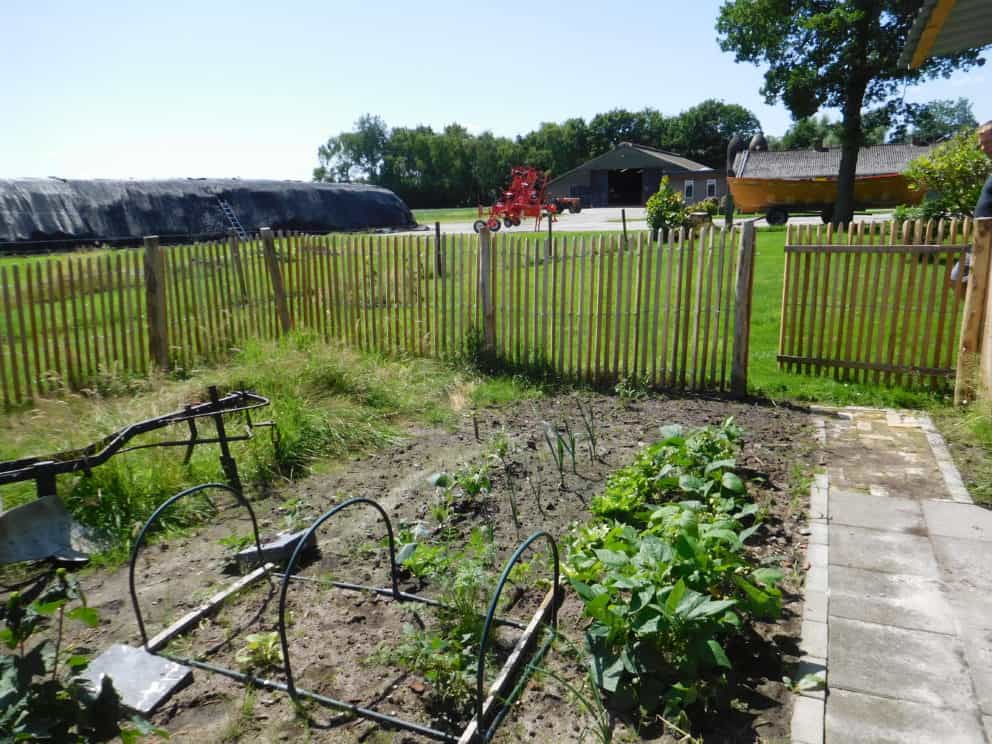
[778,218,973,389]
[0,224,756,407]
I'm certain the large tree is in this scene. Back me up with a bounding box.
[716,1,985,224]
[668,99,762,167]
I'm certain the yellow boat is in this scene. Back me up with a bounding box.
[727,143,931,224]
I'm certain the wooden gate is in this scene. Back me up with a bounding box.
[777,219,972,389]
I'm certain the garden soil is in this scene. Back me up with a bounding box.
[44,391,815,743]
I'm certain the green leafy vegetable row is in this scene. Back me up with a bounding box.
[563,419,783,726]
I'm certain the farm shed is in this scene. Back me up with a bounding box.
[545,142,726,208]
[0,178,415,246]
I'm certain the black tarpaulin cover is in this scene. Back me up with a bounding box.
[0,178,415,243]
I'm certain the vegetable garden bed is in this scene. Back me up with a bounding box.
[15,391,815,742]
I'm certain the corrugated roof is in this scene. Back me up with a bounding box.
[731,144,933,180]
[547,142,713,187]
[901,0,992,68]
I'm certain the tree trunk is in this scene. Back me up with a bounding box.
[834,91,865,227]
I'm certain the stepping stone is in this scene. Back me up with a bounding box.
[827,688,986,744]
[829,617,974,710]
[830,525,939,577]
[829,489,925,532]
[923,501,992,542]
[81,644,192,715]
[828,565,955,634]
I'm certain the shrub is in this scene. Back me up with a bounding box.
[689,197,719,216]
[645,177,690,235]
[904,129,992,218]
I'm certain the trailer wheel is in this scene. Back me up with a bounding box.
[766,207,789,226]
[503,218,514,229]
[473,220,487,234]
[488,218,502,232]
[570,204,582,214]
[511,216,521,226]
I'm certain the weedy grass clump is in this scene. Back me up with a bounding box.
[563,418,783,729]
[0,334,461,563]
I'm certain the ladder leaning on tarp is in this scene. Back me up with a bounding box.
[217,197,248,239]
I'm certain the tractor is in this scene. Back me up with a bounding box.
[473,166,581,233]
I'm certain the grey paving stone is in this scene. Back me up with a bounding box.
[984,715,992,741]
[828,565,955,634]
[801,619,828,658]
[808,543,828,567]
[829,617,975,710]
[829,489,925,532]
[806,563,829,593]
[809,522,829,545]
[81,644,192,715]
[923,501,992,542]
[830,525,939,577]
[933,536,992,630]
[826,688,986,744]
[959,625,992,715]
[804,589,828,623]
[792,693,825,743]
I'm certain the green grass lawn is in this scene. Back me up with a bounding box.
[411,207,480,225]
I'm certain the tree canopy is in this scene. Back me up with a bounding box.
[716,0,985,223]
[313,101,762,208]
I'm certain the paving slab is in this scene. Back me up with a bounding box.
[829,489,925,531]
[932,536,992,630]
[829,525,939,577]
[826,688,986,744]
[959,625,992,716]
[81,644,192,715]
[923,501,992,542]
[792,694,825,743]
[828,616,974,710]
[828,564,955,634]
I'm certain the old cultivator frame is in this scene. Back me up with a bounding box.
[129,490,561,742]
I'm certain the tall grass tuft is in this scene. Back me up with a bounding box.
[0,334,461,562]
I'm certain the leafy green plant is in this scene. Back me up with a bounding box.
[688,197,719,216]
[614,376,648,408]
[0,568,164,742]
[564,420,783,726]
[235,631,284,673]
[904,128,992,218]
[645,177,690,236]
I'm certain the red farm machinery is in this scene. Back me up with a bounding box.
[473,166,582,233]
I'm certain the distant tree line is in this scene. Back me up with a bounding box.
[312,100,762,208]
[768,98,978,151]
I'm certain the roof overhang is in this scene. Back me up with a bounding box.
[901,0,992,68]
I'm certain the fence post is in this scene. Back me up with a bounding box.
[434,221,445,279]
[478,227,496,353]
[261,227,292,334]
[955,217,991,404]
[229,233,249,303]
[143,235,169,370]
[730,221,757,398]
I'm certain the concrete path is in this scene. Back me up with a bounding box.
[794,407,992,744]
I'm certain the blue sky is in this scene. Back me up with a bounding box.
[2,0,988,180]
